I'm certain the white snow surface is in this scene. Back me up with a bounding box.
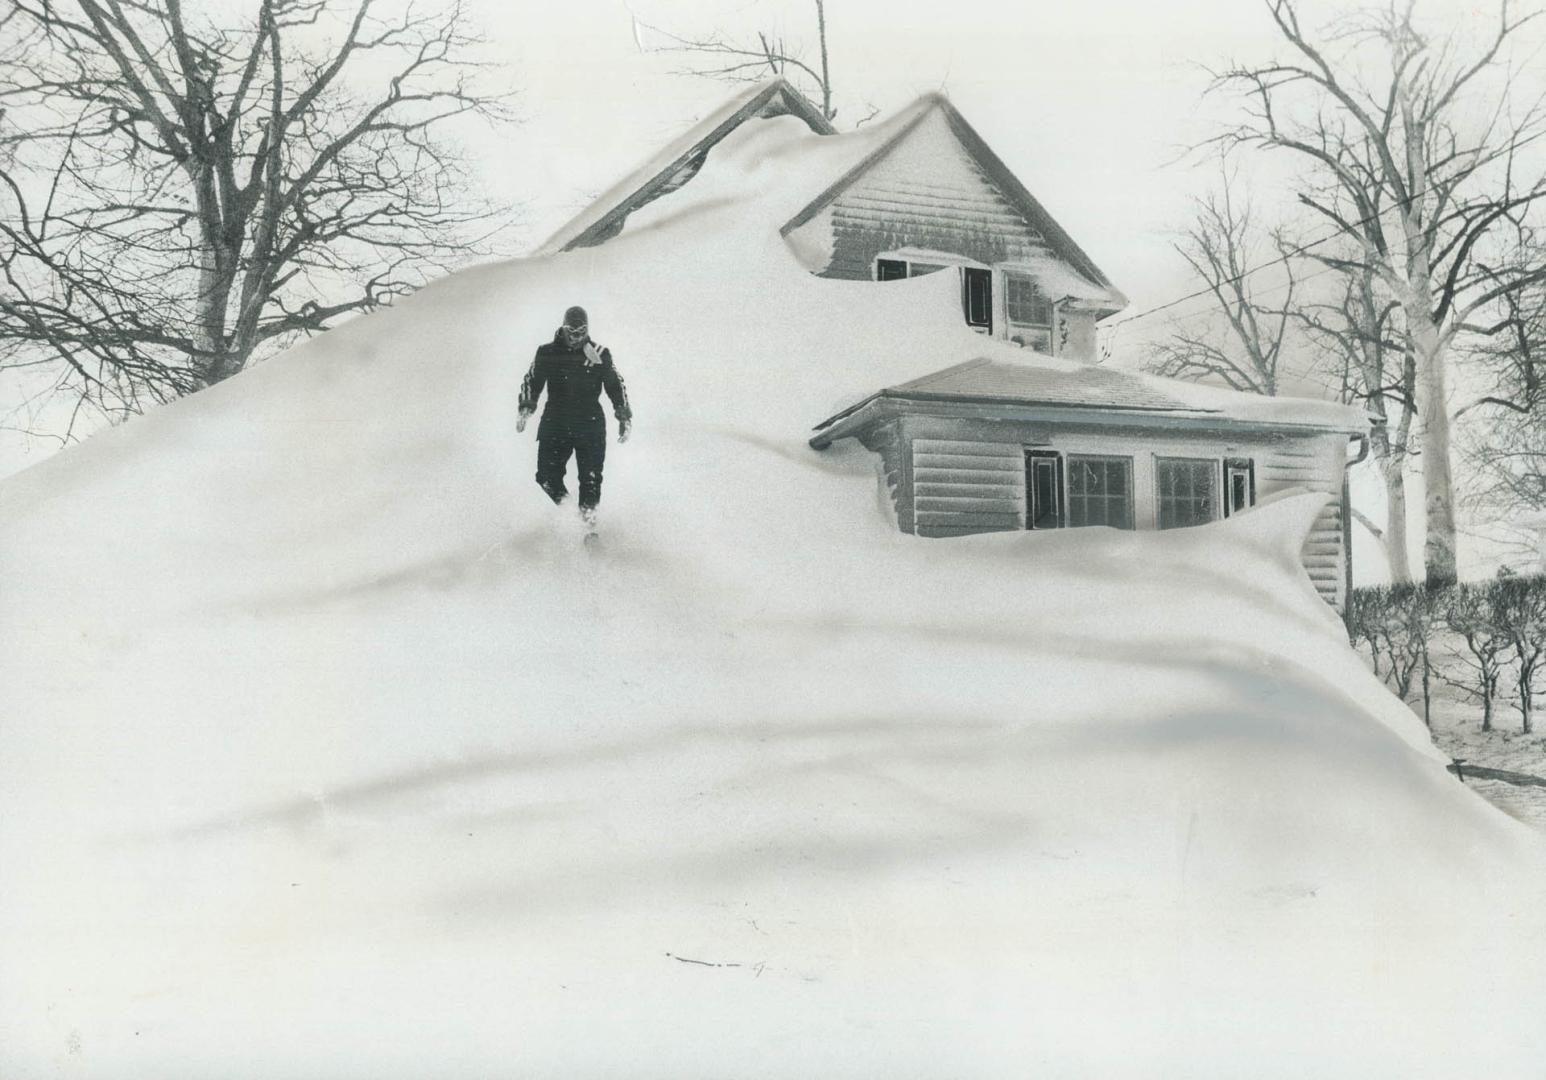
[3,115,1546,1079]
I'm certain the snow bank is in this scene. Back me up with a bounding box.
[3,111,1545,1079]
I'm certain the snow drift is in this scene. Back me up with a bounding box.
[3,110,1546,1079]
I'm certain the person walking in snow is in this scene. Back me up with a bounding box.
[517,305,632,532]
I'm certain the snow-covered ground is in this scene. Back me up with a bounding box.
[1422,697,1546,830]
[4,112,1546,1078]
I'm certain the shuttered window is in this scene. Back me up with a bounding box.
[1067,455,1134,529]
[1156,457,1219,530]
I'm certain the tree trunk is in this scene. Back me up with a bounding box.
[1421,642,1431,728]
[1392,100,1459,588]
[1404,298,1458,587]
[1372,429,1412,584]
[1482,685,1492,733]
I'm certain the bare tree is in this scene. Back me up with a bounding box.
[1459,222,1546,511]
[634,1,860,125]
[0,0,512,428]
[1439,581,1509,732]
[1146,162,1299,396]
[1495,575,1546,732]
[1211,0,1546,586]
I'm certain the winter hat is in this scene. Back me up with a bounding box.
[563,305,588,330]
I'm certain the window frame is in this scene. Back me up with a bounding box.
[1154,456,1222,531]
[1223,458,1256,518]
[961,267,994,334]
[872,253,995,336]
[1004,271,1054,329]
[1024,450,1064,531]
[1065,454,1135,530]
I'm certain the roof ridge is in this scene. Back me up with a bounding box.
[536,80,832,256]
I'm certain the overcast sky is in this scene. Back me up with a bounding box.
[467,0,1507,325]
[479,0,1271,306]
[0,0,1531,478]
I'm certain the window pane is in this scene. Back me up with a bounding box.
[876,259,907,281]
[1006,273,1052,327]
[1066,455,1133,530]
[1156,458,1218,530]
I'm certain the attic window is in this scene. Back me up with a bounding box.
[875,258,946,280]
[1006,272,1053,351]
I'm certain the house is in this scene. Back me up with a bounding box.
[538,80,1370,612]
[809,356,1369,612]
[536,79,1120,362]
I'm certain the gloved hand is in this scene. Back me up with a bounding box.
[618,418,632,444]
[516,411,530,433]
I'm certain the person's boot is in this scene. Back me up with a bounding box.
[580,504,599,542]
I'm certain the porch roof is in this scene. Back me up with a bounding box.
[810,356,1370,448]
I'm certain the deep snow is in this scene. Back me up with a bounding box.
[3,109,1546,1078]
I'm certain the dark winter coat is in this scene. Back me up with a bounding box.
[518,330,632,438]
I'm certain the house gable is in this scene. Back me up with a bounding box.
[779,95,1121,311]
[535,79,834,256]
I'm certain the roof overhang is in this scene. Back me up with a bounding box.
[809,391,1369,450]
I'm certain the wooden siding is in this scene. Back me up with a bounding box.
[1256,435,1348,611]
[858,418,911,533]
[889,416,1352,611]
[909,435,1024,537]
[803,109,1055,282]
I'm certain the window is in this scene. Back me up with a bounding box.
[1224,458,1255,517]
[962,267,993,333]
[1066,456,1134,529]
[874,258,946,281]
[876,257,992,334]
[1005,273,1055,352]
[1025,451,1063,530]
[1006,274,1053,327]
[1156,457,1219,530]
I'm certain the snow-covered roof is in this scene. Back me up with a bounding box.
[537,84,1125,316]
[811,353,1370,447]
[534,79,834,256]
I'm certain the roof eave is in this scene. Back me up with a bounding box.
[811,390,1368,448]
